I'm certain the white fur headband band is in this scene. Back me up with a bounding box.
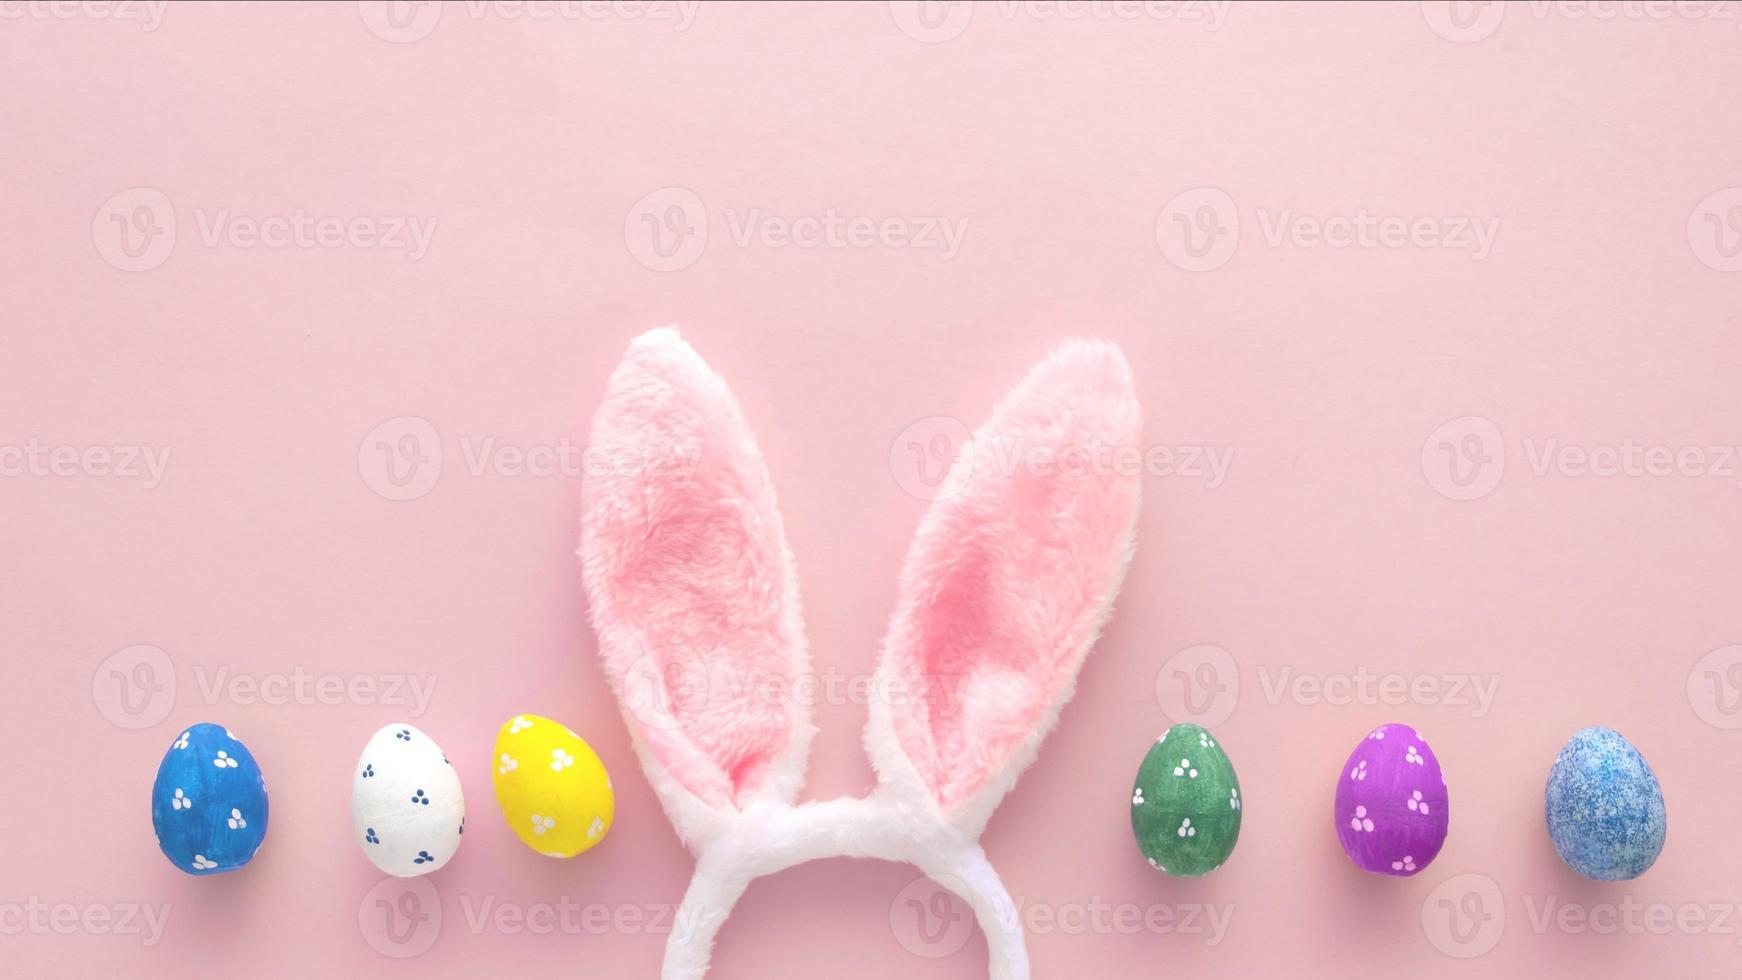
[578,328,1142,979]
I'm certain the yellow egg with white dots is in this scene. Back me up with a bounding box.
[491,714,614,857]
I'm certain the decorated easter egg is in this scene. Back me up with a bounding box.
[492,714,614,857]
[1130,723,1242,876]
[1333,723,1448,876]
[1545,726,1666,881]
[351,723,464,876]
[151,723,269,875]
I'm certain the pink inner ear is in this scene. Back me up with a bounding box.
[881,340,1142,812]
[580,329,807,812]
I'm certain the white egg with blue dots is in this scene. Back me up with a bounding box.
[351,723,464,876]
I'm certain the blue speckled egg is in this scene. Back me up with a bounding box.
[151,723,269,875]
[1544,726,1665,881]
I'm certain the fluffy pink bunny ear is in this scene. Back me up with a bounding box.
[867,340,1142,833]
[579,328,812,827]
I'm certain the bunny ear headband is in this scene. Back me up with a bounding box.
[578,328,1142,979]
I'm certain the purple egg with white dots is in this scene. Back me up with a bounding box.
[1333,723,1448,876]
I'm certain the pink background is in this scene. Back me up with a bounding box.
[4,1,1742,976]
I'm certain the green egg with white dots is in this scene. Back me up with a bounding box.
[1131,723,1242,876]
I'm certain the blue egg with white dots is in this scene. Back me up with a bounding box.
[150,723,269,875]
[1545,727,1666,881]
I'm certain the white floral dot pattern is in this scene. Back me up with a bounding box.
[1349,805,1374,833]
